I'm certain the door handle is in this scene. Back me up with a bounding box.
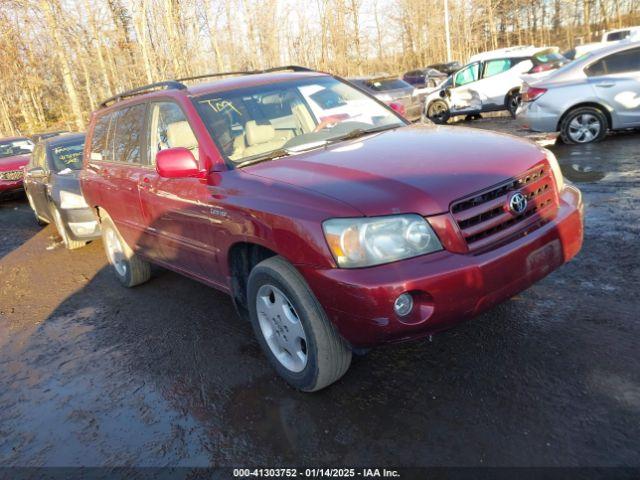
[596,83,614,88]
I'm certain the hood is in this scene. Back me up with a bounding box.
[0,154,30,171]
[245,124,547,217]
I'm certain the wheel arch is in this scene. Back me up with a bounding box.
[556,102,612,132]
[504,87,521,104]
[228,241,279,319]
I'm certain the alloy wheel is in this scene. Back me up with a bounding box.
[429,102,449,123]
[256,284,308,373]
[568,113,601,143]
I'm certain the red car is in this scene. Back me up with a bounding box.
[80,67,584,391]
[0,136,35,199]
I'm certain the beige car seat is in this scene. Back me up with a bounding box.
[240,120,291,158]
[166,121,199,160]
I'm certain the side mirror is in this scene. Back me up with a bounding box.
[156,147,200,178]
[439,88,451,99]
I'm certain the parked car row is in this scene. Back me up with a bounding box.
[413,38,639,144]
[1,65,585,391]
[517,41,640,143]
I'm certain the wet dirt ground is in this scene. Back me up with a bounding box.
[1,119,639,469]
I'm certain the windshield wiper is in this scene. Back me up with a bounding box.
[235,141,329,168]
[325,124,400,145]
[235,149,291,168]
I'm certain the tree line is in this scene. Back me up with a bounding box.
[1,0,638,136]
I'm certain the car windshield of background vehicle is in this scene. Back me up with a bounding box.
[194,76,405,164]
[534,51,566,63]
[0,139,34,158]
[51,140,85,172]
[365,78,410,91]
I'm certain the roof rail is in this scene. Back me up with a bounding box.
[175,65,315,83]
[99,81,187,108]
[99,66,315,108]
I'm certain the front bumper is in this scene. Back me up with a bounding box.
[59,207,101,240]
[516,102,560,132]
[300,185,584,347]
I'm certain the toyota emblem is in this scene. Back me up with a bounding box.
[508,192,528,214]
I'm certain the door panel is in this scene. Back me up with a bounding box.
[101,103,149,248]
[139,101,222,283]
[587,48,640,127]
[450,63,482,113]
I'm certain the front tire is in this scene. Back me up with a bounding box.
[101,214,151,287]
[247,256,351,392]
[427,100,451,124]
[560,107,607,144]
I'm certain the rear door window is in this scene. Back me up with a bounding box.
[483,59,512,78]
[112,104,146,164]
[586,48,640,76]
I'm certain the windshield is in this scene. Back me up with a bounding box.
[0,139,34,158]
[194,76,405,164]
[534,51,567,63]
[51,140,85,172]
[364,78,412,91]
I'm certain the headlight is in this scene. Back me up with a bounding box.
[543,148,564,191]
[59,191,88,209]
[323,214,442,268]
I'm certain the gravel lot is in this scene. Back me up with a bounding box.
[1,118,639,469]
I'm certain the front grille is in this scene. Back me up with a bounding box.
[0,170,23,181]
[451,164,558,252]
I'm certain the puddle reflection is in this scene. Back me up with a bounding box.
[549,130,640,184]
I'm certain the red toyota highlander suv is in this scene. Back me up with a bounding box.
[80,67,583,391]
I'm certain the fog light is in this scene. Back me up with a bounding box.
[394,293,413,316]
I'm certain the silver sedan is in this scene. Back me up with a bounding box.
[516,41,640,144]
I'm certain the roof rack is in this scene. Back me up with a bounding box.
[99,81,186,108]
[99,66,315,108]
[175,65,314,83]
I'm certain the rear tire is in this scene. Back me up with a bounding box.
[51,206,86,250]
[427,100,451,124]
[247,256,351,392]
[100,213,151,287]
[559,106,607,144]
[506,91,521,118]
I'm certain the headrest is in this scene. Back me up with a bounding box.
[167,121,197,149]
[245,120,275,146]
